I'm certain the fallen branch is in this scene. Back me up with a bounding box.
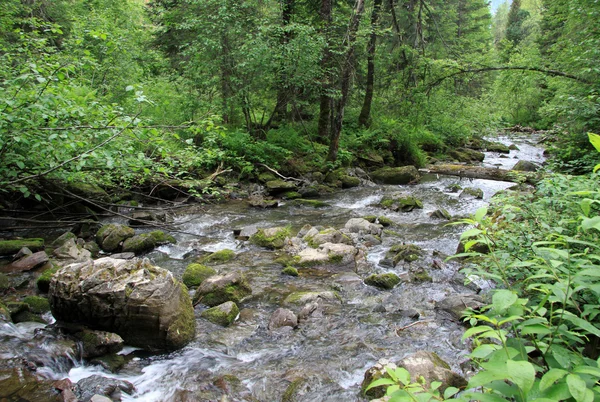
[258,163,305,183]
[395,320,433,334]
[207,162,233,181]
[422,164,540,184]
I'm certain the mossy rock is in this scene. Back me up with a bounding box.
[165,286,196,350]
[448,148,485,162]
[194,272,252,307]
[122,230,176,254]
[380,194,423,212]
[289,199,330,208]
[340,175,360,188]
[37,265,60,292]
[182,263,216,288]
[266,180,297,194]
[95,224,135,252]
[371,166,421,185]
[0,273,9,291]
[364,273,401,289]
[377,216,394,227]
[51,232,77,248]
[0,302,11,323]
[23,296,50,314]
[411,268,432,283]
[460,187,484,199]
[387,244,424,265]
[65,181,110,201]
[0,238,44,256]
[12,310,46,324]
[430,209,452,220]
[258,172,277,183]
[274,254,295,266]
[198,249,235,264]
[283,291,340,306]
[90,354,126,373]
[200,301,239,326]
[283,191,302,200]
[249,227,291,249]
[282,267,299,277]
[446,183,462,193]
[362,215,377,223]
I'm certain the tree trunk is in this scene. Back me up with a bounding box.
[220,32,233,124]
[327,0,366,162]
[270,0,295,126]
[358,0,383,128]
[317,0,333,140]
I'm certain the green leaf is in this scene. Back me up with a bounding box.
[365,378,397,391]
[581,217,600,232]
[567,373,587,402]
[492,289,518,312]
[588,133,600,153]
[16,161,24,169]
[460,391,508,402]
[471,344,502,359]
[460,228,483,240]
[443,387,460,399]
[557,310,600,337]
[507,359,535,395]
[126,85,134,92]
[467,369,508,389]
[474,207,488,222]
[539,369,568,391]
[573,365,600,377]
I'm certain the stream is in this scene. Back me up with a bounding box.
[0,134,545,401]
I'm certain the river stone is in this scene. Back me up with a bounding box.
[398,351,467,392]
[283,291,340,306]
[268,308,298,330]
[121,230,176,254]
[248,195,278,208]
[49,257,195,350]
[249,227,291,249]
[75,375,135,402]
[370,166,421,185]
[460,187,484,199]
[449,147,485,162]
[53,238,92,265]
[182,263,216,288]
[0,367,61,401]
[74,329,124,358]
[430,209,452,220]
[198,249,235,264]
[2,250,49,272]
[344,218,383,235]
[201,301,239,326]
[193,271,252,307]
[435,294,485,321]
[266,179,297,195]
[51,231,77,248]
[361,358,398,399]
[379,194,423,212]
[303,227,352,247]
[340,175,360,188]
[512,160,540,172]
[128,211,166,226]
[95,224,135,252]
[364,273,401,289]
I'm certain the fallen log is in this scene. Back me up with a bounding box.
[421,164,540,184]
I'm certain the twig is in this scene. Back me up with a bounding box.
[258,163,305,183]
[395,320,433,335]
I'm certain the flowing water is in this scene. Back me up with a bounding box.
[0,133,544,401]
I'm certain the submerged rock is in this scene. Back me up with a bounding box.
[435,294,485,321]
[268,308,298,330]
[95,224,135,252]
[371,166,421,185]
[193,271,252,307]
[49,257,195,350]
[201,301,239,326]
[460,187,484,199]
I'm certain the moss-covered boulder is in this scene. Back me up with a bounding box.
[23,296,50,314]
[49,257,195,350]
[398,351,467,393]
[364,273,401,289]
[385,244,424,266]
[122,230,176,254]
[0,238,44,256]
[65,181,110,202]
[249,227,291,249]
[37,265,60,292]
[199,249,235,264]
[448,148,485,163]
[377,216,394,227]
[200,301,239,326]
[371,166,421,185]
[95,224,135,252]
[340,175,360,188]
[194,271,252,307]
[266,180,297,195]
[303,227,352,248]
[282,267,299,277]
[379,194,423,212]
[460,187,484,199]
[182,263,216,288]
[74,329,124,358]
[90,354,126,373]
[512,160,540,172]
[0,367,61,402]
[282,191,302,200]
[51,232,77,248]
[283,290,340,306]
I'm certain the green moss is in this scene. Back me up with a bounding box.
[282,267,299,276]
[182,263,216,287]
[0,239,45,256]
[249,227,291,249]
[90,354,126,373]
[122,230,176,254]
[22,296,50,314]
[365,273,401,289]
[380,199,394,209]
[283,191,302,200]
[377,216,394,227]
[411,269,432,282]
[387,244,424,265]
[0,274,9,291]
[200,301,239,326]
[340,175,360,188]
[328,254,343,264]
[274,254,295,266]
[165,286,196,350]
[12,311,46,324]
[362,215,377,223]
[199,249,235,264]
[282,378,307,402]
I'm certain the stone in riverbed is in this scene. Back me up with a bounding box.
[435,293,485,321]
[249,227,291,249]
[95,224,135,252]
[268,308,298,330]
[398,351,467,392]
[460,187,484,199]
[201,301,239,326]
[49,257,195,350]
[74,329,124,358]
[379,194,423,212]
[364,273,401,289]
[121,230,176,255]
[193,271,252,307]
[2,251,49,272]
[512,160,540,172]
[182,263,216,288]
[198,249,235,264]
[371,166,421,185]
[344,218,383,235]
[53,238,92,265]
[75,375,134,402]
[266,179,297,195]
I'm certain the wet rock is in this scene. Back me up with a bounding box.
[298,302,320,320]
[109,252,135,260]
[509,144,519,150]
[282,374,356,402]
[75,375,135,402]
[344,218,383,236]
[53,238,92,264]
[74,329,124,358]
[449,147,485,162]
[482,141,510,153]
[0,367,61,401]
[446,183,462,193]
[384,244,424,266]
[91,394,113,402]
[377,216,393,227]
[398,351,467,392]
[22,295,50,314]
[410,268,432,283]
[49,257,195,350]
[248,195,278,208]
[201,301,239,326]
[95,224,135,252]
[512,160,540,172]
[90,354,126,373]
[430,209,452,220]
[0,238,45,256]
[290,198,330,208]
[268,308,298,330]
[295,247,329,265]
[37,265,60,292]
[379,194,423,212]
[194,271,252,307]
[234,226,258,241]
[296,243,357,267]
[0,302,11,323]
[371,166,421,185]
[361,358,397,399]
[460,187,484,199]
[51,232,77,248]
[127,211,166,226]
[182,263,216,288]
[303,227,352,247]
[121,230,176,255]
[283,291,340,306]
[249,227,291,249]
[435,294,485,321]
[266,179,297,195]
[364,273,401,290]
[198,249,235,264]
[2,250,49,272]
[340,175,360,188]
[258,172,277,183]
[84,241,100,258]
[282,267,299,276]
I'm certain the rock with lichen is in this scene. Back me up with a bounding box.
[121,231,176,255]
[193,271,252,307]
[200,301,239,326]
[95,224,135,252]
[249,227,291,249]
[364,273,401,289]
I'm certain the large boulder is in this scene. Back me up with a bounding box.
[266,180,297,195]
[448,148,485,163]
[121,230,176,255]
[249,227,291,249]
[193,271,252,307]
[0,238,44,256]
[512,160,540,172]
[95,224,135,252]
[49,257,195,350]
[303,227,352,247]
[371,166,421,185]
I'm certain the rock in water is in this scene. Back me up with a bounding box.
[49,257,195,350]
